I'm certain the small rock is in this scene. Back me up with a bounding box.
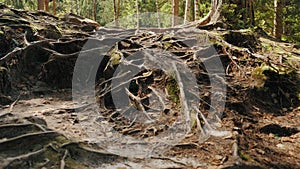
[276,143,285,149]
[215,155,223,160]
[256,149,265,155]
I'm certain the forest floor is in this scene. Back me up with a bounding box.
[0,3,300,169]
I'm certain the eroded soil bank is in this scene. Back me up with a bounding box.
[0,3,300,169]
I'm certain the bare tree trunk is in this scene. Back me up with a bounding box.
[136,0,140,29]
[38,0,45,10]
[237,0,255,26]
[93,0,97,21]
[156,0,161,28]
[45,0,49,12]
[194,0,199,20]
[245,0,255,26]
[117,0,120,25]
[75,0,79,15]
[197,0,222,26]
[117,0,121,16]
[172,0,179,26]
[274,0,284,39]
[191,0,195,21]
[113,0,118,26]
[184,0,190,24]
[53,0,56,15]
[89,0,92,19]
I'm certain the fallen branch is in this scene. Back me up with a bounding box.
[9,95,20,112]
[172,62,191,132]
[60,149,68,169]
[0,47,22,66]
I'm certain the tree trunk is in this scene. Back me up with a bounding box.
[225,0,254,27]
[172,0,179,26]
[38,0,45,10]
[274,0,284,39]
[156,0,161,28]
[184,0,190,24]
[93,0,97,21]
[136,0,140,29]
[197,0,222,26]
[113,0,118,26]
[117,0,121,17]
[194,0,199,20]
[45,0,49,12]
[246,0,255,26]
[53,0,56,15]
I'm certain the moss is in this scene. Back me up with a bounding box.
[240,151,253,161]
[166,78,180,106]
[43,147,60,162]
[54,135,69,145]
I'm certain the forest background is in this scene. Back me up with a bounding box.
[1,0,300,43]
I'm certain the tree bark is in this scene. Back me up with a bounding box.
[184,0,190,24]
[45,0,49,12]
[246,0,255,26]
[53,0,56,15]
[93,0,97,21]
[113,0,118,26]
[136,0,140,29]
[274,0,284,39]
[38,0,45,10]
[172,0,179,26]
[194,0,199,20]
[156,0,161,28]
[197,0,222,26]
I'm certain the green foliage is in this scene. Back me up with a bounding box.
[1,0,299,43]
[254,0,275,36]
[221,3,244,29]
[251,64,269,88]
[254,0,300,43]
[166,78,180,105]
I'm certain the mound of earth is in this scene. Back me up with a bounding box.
[0,3,300,169]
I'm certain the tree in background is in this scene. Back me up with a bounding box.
[156,0,161,28]
[274,0,284,39]
[52,0,56,15]
[93,0,97,21]
[45,0,49,12]
[221,0,254,29]
[172,0,179,26]
[197,0,222,25]
[184,0,190,24]
[37,0,45,10]
[194,0,199,20]
[1,0,299,43]
[136,0,140,29]
[113,0,121,26]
